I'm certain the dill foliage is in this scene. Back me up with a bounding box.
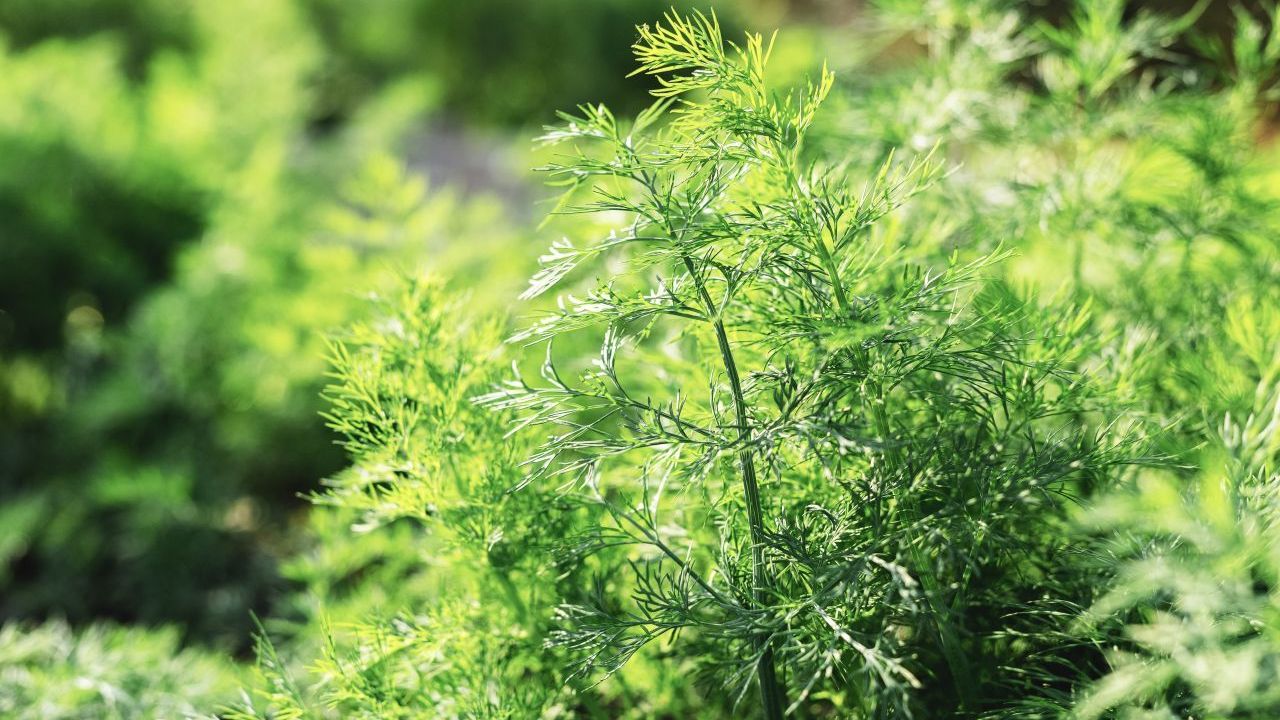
[234,3,1280,719]
[477,11,1130,717]
[835,2,1280,718]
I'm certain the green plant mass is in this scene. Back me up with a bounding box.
[1,1,1279,718]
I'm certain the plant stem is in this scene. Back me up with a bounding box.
[682,255,788,719]
[714,318,789,720]
[816,232,852,315]
[495,571,529,624]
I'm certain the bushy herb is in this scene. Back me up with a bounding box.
[228,3,1280,718]
[471,11,1135,716]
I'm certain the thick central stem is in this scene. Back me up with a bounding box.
[682,255,788,719]
[712,319,788,720]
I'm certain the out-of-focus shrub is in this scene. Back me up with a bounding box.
[0,0,188,76]
[0,0,327,645]
[0,142,529,644]
[0,0,534,644]
[0,620,244,719]
[300,0,754,125]
[0,0,318,357]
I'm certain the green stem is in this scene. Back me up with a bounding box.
[714,318,789,720]
[816,233,851,315]
[682,255,788,719]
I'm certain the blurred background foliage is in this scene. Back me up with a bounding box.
[0,0,1277,717]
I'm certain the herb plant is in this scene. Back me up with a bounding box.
[476,11,1130,717]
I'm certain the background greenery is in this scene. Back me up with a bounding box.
[0,0,1276,718]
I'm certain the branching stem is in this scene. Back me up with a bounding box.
[816,235,852,316]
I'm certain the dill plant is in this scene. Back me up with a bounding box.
[235,4,1280,718]
[229,265,588,718]
[815,1,1280,715]
[1075,347,1280,719]
[1061,8,1280,715]
[477,11,1131,717]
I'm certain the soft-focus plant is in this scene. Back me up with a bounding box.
[0,620,243,720]
[821,2,1280,717]
[0,0,325,641]
[1075,335,1280,718]
[299,0,755,126]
